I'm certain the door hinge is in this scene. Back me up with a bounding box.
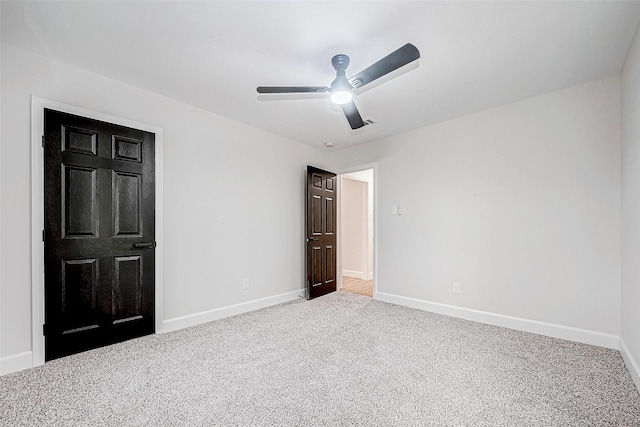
[43,324,47,336]
[42,135,45,147]
[42,229,45,242]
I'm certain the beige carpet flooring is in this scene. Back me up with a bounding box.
[0,292,639,426]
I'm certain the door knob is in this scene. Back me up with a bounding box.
[133,242,155,249]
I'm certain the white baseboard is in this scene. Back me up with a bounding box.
[0,289,304,375]
[619,338,640,392]
[0,291,303,376]
[2,292,627,380]
[0,351,33,376]
[376,292,619,349]
[161,289,303,333]
[342,270,364,279]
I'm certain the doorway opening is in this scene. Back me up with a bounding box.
[338,168,374,298]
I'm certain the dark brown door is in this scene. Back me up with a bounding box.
[44,109,155,361]
[306,166,337,299]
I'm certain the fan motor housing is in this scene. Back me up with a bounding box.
[331,54,350,71]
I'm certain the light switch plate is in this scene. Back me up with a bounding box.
[391,205,397,215]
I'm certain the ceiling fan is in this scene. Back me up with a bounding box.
[256,43,420,130]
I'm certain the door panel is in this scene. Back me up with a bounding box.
[61,258,99,334]
[44,108,155,361]
[113,255,143,323]
[63,126,97,155]
[113,136,142,162]
[113,171,142,236]
[306,166,337,299]
[312,195,322,235]
[63,165,99,238]
[311,245,322,286]
[325,197,335,233]
[325,246,335,281]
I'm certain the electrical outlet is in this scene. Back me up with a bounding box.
[452,282,460,294]
[243,279,249,290]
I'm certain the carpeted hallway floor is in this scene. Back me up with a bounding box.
[1,292,639,426]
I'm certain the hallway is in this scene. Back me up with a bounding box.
[340,277,373,297]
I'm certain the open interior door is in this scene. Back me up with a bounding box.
[306,166,337,299]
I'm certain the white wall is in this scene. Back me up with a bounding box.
[0,42,630,378]
[621,24,640,389]
[334,76,621,338]
[0,45,330,368]
[0,8,4,365]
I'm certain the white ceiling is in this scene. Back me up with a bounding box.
[3,1,640,150]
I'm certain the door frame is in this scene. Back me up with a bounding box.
[336,163,377,298]
[30,96,164,367]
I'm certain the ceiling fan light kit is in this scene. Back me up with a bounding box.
[329,54,353,105]
[257,43,420,130]
[330,90,352,105]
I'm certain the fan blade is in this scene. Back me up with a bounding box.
[257,86,328,94]
[341,101,366,130]
[348,43,420,89]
